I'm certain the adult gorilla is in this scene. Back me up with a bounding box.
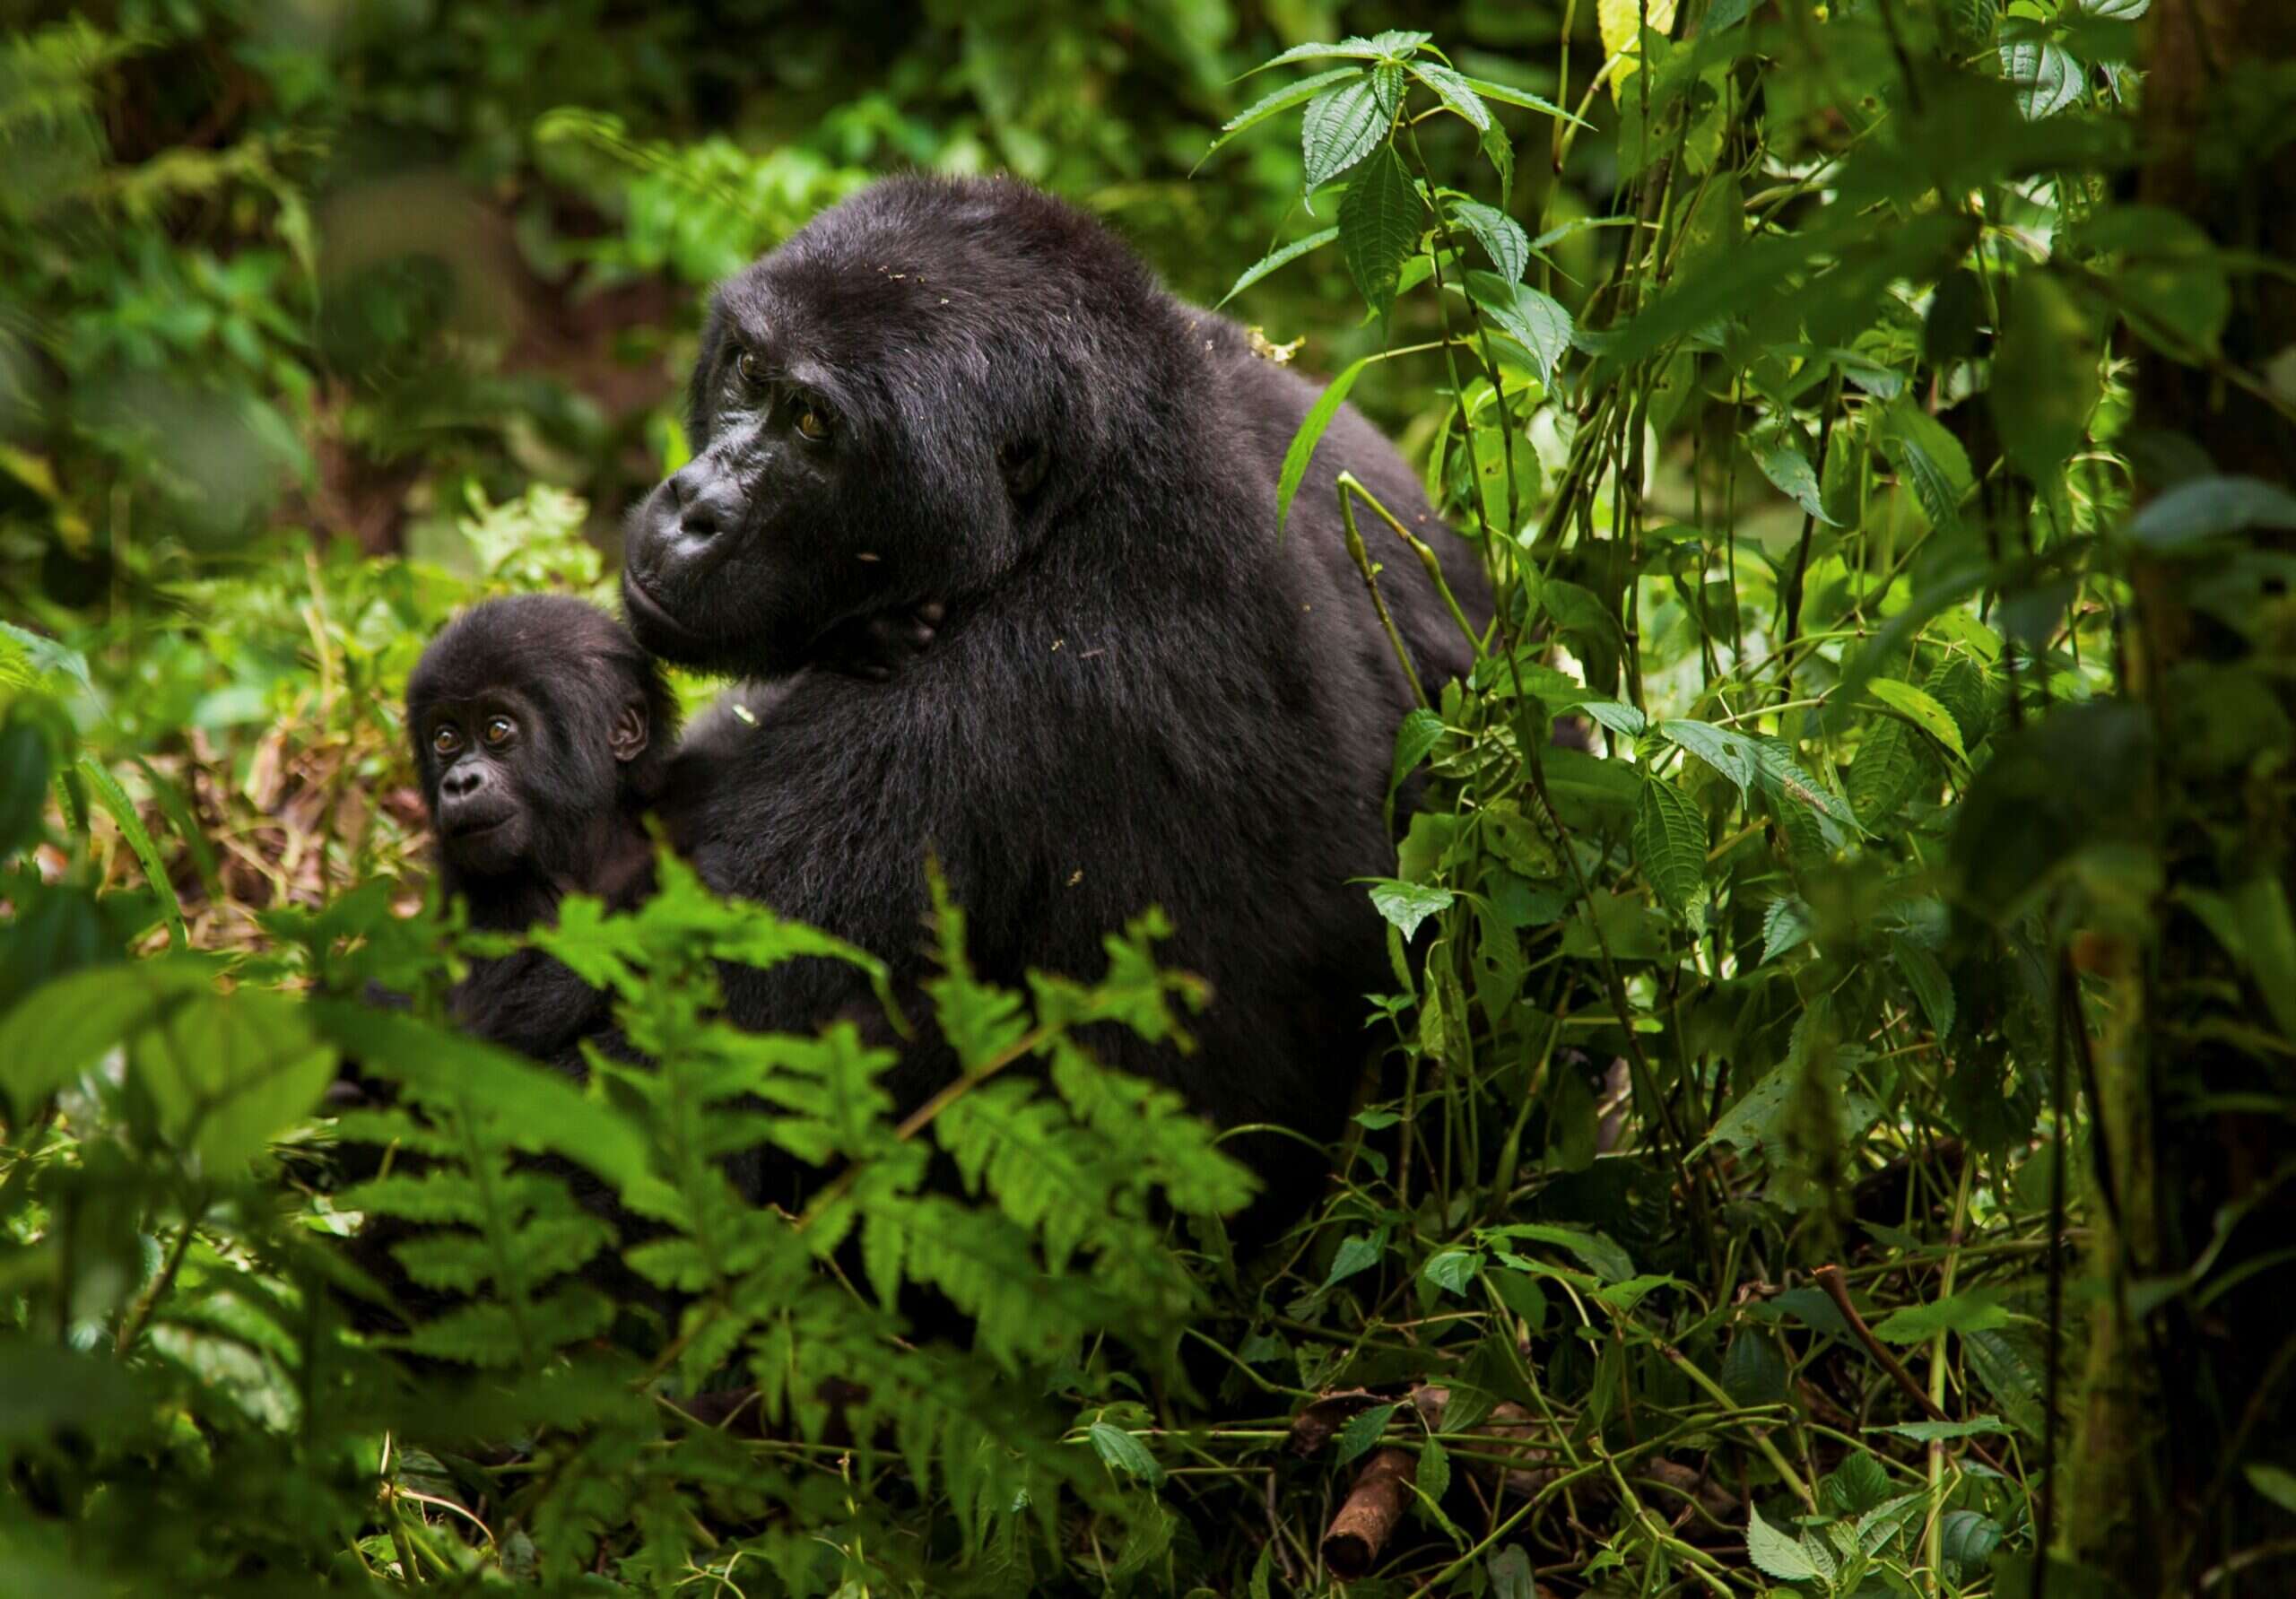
[625,176,1490,1221]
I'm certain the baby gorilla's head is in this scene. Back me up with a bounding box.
[407,596,677,896]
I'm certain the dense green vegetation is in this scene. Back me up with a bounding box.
[4,1,2293,1593]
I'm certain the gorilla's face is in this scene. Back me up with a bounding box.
[622,198,1076,680]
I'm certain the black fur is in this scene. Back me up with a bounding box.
[406,594,676,1056]
[622,177,1492,1223]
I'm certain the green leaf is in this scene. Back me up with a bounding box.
[2000,39,2084,119]
[2244,1463,2296,1515]
[1275,355,1369,534]
[1447,197,1529,282]
[1421,1248,1483,1296]
[1761,897,1813,964]
[1756,438,1838,525]
[1633,778,1707,913]
[1990,271,2095,481]
[1746,1503,1822,1581]
[1416,1436,1451,1507]
[1483,1222,1633,1283]
[1301,74,1396,195]
[0,720,51,858]
[1893,937,1957,1038]
[2123,474,2296,552]
[1246,34,1431,75]
[1087,1421,1165,1486]
[1458,74,1586,126]
[1367,878,1454,940]
[2070,204,2228,355]
[1657,719,1754,794]
[1338,145,1423,318]
[1324,1231,1386,1287]
[1876,402,1976,531]
[78,758,187,951]
[1869,679,1969,761]
[0,958,212,1114]
[1388,707,1446,793]
[1576,699,1646,739]
[1335,1401,1399,1463]
[1205,66,1363,158]
[1408,61,1490,129]
[1216,225,1339,308]
[1938,1509,2005,1568]
[1872,1287,2010,1343]
[1463,272,1572,384]
[1879,1414,2008,1441]
[131,986,336,1172]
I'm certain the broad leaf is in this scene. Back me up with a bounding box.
[1205,66,1362,158]
[1408,61,1490,130]
[1301,72,1396,196]
[1869,679,1968,761]
[1464,271,1572,383]
[1448,197,1530,283]
[1746,1502,1822,1581]
[1633,778,1707,913]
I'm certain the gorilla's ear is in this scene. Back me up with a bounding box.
[998,438,1048,501]
[609,700,650,764]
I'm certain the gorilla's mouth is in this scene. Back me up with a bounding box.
[448,814,509,838]
[622,570,721,658]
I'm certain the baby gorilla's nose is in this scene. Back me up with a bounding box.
[440,764,487,800]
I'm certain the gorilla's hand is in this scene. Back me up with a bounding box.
[817,600,946,682]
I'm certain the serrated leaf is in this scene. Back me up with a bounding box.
[1301,69,1402,196]
[1448,197,1529,282]
[1417,1436,1451,1506]
[1421,1248,1483,1296]
[1939,1508,2005,1567]
[1368,878,1453,939]
[1205,66,1363,160]
[1893,937,1957,1038]
[1409,61,1490,129]
[1746,1502,1822,1580]
[1757,438,1838,525]
[1847,706,1927,827]
[1339,145,1423,318]
[1247,33,1431,75]
[1324,1231,1385,1287]
[78,758,187,951]
[1876,403,1975,531]
[1880,1414,2008,1441]
[1577,699,1646,739]
[1658,719,1754,794]
[1463,272,1572,384]
[1335,1401,1399,1462]
[1088,1421,1165,1486]
[1217,226,1339,308]
[1869,679,1968,762]
[1873,1287,2010,1343]
[2000,39,2084,119]
[1762,897,1813,964]
[1276,355,1369,534]
[1634,779,1706,913]
[1389,707,1446,794]
[1458,74,1585,124]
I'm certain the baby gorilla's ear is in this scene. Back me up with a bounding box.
[609,700,649,764]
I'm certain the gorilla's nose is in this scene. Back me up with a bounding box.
[440,765,487,801]
[666,462,744,546]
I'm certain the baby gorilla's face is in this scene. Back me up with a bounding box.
[416,693,544,879]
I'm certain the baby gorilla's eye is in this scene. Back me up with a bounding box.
[795,403,833,443]
[431,726,460,756]
[736,349,765,387]
[483,717,515,747]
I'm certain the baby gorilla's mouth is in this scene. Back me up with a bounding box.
[446,813,511,839]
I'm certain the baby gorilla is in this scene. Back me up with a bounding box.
[407,593,677,1057]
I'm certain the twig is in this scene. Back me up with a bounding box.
[1811,1263,2006,1475]
[1322,1447,1417,1580]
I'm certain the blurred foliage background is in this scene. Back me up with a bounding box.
[4,1,2296,1595]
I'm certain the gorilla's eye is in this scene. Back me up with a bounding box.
[736,349,765,388]
[795,403,833,443]
[483,716,516,747]
[431,726,461,757]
